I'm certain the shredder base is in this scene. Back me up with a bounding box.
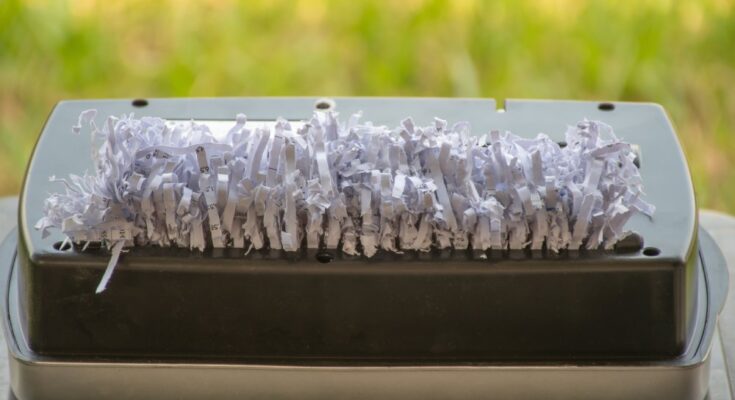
[1,228,727,400]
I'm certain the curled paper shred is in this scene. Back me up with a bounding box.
[95,240,126,294]
[37,111,654,291]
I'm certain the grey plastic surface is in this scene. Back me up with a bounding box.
[21,98,694,262]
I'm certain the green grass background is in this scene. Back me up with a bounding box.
[1,0,734,211]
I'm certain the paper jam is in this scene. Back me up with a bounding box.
[37,110,654,262]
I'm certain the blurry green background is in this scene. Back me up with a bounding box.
[1,0,734,211]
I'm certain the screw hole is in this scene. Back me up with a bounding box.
[53,241,72,251]
[314,98,335,110]
[642,247,660,257]
[557,141,567,148]
[598,102,615,111]
[132,99,149,107]
[315,251,334,263]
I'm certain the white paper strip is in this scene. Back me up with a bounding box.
[95,240,126,294]
[38,111,655,285]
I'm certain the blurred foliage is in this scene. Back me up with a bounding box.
[0,0,734,211]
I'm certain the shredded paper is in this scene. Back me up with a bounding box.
[36,110,654,291]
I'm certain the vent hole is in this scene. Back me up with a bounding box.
[315,98,335,110]
[598,102,615,111]
[315,251,334,263]
[132,99,149,107]
[53,241,72,251]
[643,247,660,257]
[85,241,102,251]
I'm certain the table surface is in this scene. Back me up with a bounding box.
[0,196,733,400]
